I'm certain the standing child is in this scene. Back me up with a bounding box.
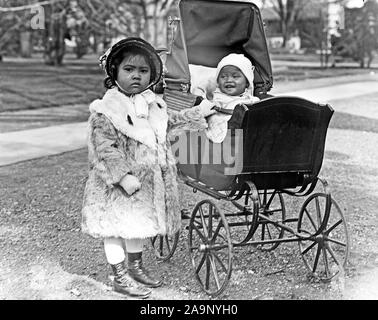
[81,37,213,299]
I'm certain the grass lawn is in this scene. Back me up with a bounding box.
[0,55,105,112]
[0,53,376,112]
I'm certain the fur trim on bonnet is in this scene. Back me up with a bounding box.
[215,53,255,94]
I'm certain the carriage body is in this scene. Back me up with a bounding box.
[150,0,350,297]
[177,96,333,192]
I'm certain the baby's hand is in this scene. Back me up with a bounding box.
[198,99,217,117]
[251,96,261,103]
[119,174,141,195]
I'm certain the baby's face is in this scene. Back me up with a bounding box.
[116,54,151,94]
[217,65,248,96]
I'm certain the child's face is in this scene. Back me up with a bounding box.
[217,65,248,96]
[116,54,151,94]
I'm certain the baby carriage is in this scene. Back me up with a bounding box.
[150,0,350,297]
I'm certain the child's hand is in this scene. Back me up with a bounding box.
[198,99,217,117]
[119,174,141,195]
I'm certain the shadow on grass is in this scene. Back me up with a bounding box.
[0,60,105,112]
[330,111,378,134]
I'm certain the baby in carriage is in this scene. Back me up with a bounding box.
[192,53,260,143]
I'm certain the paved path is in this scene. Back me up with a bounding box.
[1,80,378,166]
[281,81,378,105]
[0,122,87,166]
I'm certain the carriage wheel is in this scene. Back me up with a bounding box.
[220,197,256,245]
[256,190,286,251]
[188,199,233,297]
[150,231,180,262]
[297,193,350,281]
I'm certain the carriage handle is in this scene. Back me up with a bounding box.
[211,106,234,115]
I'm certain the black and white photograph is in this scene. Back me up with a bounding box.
[0,0,378,303]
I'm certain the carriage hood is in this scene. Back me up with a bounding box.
[164,0,273,95]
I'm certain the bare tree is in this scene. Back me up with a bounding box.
[334,0,378,68]
[0,0,69,64]
[0,1,30,55]
[43,0,70,65]
[0,0,176,63]
[267,0,311,48]
[66,0,174,56]
[130,0,176,47]
[73,0,134,52]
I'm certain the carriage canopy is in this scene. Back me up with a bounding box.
[164,0,273,95]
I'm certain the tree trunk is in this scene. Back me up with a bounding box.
[359,57,365,68]
[20,31,32,58]
[43,5,67,66]
[281,22,288,48]
[91,34,98,54]
[367,54,372,68]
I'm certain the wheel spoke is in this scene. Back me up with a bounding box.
[300,229,313,236]
[326,219,342,234]
[265,224,273,240]
[322,247,330,277]
[195,253,207,274]
[266,190,277,208]
[326,245,342,266]
[301,241,317,255]
[199,207,209,238]
[327,237,346,247]
[193,218,205,232]
[192,223,208,243]
[264,208,283,214]
[256,191,285,251]
[211,220,225,242]
[205,255,210,290]
[305,208,318,230]
[262,189,267,207]
[272,222,282,233]
[261,223,266,240]
[313,244,322,273]
[209,254,221,290]
[212,251,227,273]
[208,203,213,239]
[315,196,322,225]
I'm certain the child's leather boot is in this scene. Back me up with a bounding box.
[127,252,163,288]
[111,262,151,298]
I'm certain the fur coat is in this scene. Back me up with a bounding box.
[81,88,205,239]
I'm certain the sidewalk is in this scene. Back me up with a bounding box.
[0,122,87,166]
[1,79,378,166]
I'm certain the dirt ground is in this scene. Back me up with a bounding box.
[0,149,342,300]
[1,118,378,300]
